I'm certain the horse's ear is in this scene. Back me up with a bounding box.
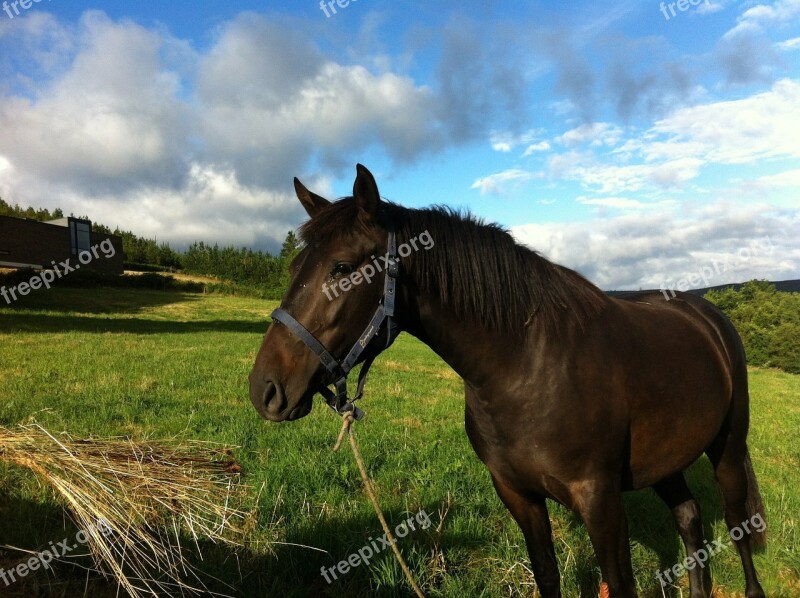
[294,178,330,218]
[353,164,380,221]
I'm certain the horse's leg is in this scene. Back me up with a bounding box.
[573,480,637,598]
[491,475,561,598]
[653,473,711,598]
[706,440,766,598]
[705,363,766,598]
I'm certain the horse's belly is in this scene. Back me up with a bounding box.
[626,369,731,488]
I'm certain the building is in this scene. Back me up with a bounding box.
[0,215,124,275]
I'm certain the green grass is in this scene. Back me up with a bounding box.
[0,287,798,597]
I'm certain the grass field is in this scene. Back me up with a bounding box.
[0,287,798,597]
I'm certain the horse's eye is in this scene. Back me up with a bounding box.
[332,263,354,277]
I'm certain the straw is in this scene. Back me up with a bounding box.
[0,422,249,597]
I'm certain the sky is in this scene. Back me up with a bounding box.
[0,0,798,290]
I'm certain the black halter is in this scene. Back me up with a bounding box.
[270,230,400,421]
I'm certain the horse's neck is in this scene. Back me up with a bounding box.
[403,292,534,387]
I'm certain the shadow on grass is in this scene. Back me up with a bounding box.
[0,313,269,335]
[0,463,778,598]
[0,492,436,598]
[0,287,201,316]
[556,457,737,597]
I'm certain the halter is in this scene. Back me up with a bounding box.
[270,230,400,421]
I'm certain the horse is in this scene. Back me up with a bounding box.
[249,164,766,598]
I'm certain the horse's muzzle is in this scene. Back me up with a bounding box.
[248,375,313,421]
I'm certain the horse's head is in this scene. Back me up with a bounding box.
[249,165,396,421]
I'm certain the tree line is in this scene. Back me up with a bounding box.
[0,197,300,298]
[705,280,800,374]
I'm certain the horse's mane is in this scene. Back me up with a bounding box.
[300,198,607,335]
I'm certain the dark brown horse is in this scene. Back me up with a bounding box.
[249,165,766,598]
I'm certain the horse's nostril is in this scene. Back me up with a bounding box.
[261,380,275,403]
[250,378,287,417]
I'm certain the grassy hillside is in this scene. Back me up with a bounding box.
[0,288,797,597]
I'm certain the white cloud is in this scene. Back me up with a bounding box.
[546,79,800,194]
[576,196,649,209]
[8,162,304,250]
[740,168,800,194]
[0,12,187,189]
[0,11,535,252]
[489,129,541,152]
[511,202,800,290]
[724,0,800,38]
[754,168,800,188]
[777,36,800,50]
[470,169,537,195]
[195,14,441,187]
[522,141,552,156]
[551,158,704,194]
[647,79,800,164]
[556,122,624,147]
[697,1,727,16]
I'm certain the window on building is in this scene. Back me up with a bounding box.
[69,220,91,256]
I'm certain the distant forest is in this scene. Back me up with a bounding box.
[0,197,300,298]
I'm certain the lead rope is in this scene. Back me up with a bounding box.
[332,413,426,598]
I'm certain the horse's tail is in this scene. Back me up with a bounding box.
[744,445,767,549]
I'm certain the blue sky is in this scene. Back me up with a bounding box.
[0,0,798,289]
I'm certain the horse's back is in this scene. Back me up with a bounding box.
[612,289,745,373]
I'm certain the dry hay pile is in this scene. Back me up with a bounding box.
[0,422,249,597]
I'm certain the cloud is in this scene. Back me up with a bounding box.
[522,141,552,156]
[434,16,532,142]
[490,130,542,153]
[540,33,596,121]
[715,33,778,86]
[647,78,800,164]
[548,79,800,194]
[548,154,704,194]
[196,13,442,188]
[724,0,800,39]
[0,10,542,252]
[777,36,800,50]
[576,196,651,210]
[470,169,538,195]
[0,11,188,192]
[511,202,800,290]
[741,168,800,194]
[556,122,624,147]
[697,1,727,16]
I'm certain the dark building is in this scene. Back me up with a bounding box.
[0,215,124,275]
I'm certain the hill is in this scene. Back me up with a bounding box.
[605,278,800,297]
